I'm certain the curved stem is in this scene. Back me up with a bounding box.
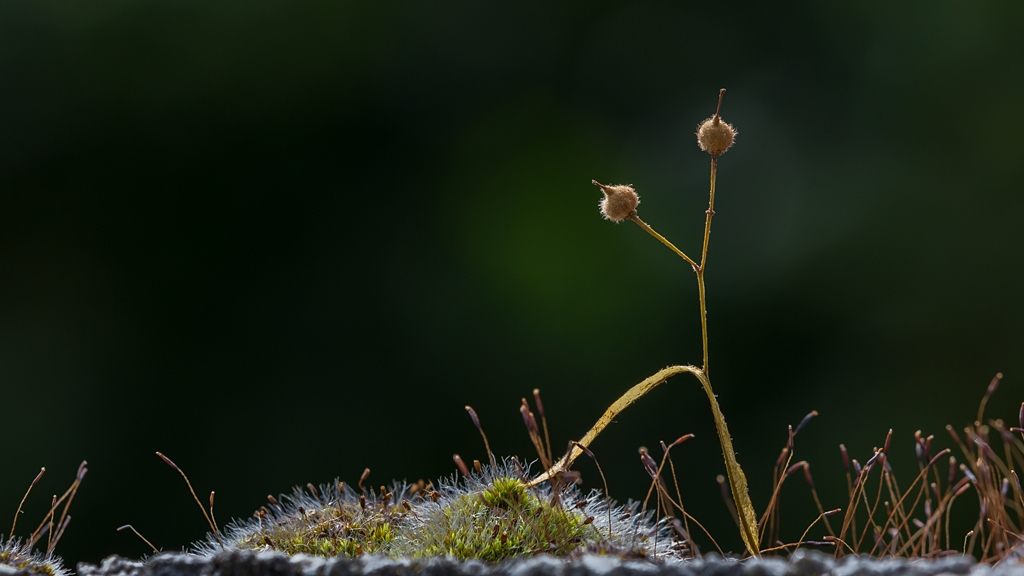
[699,370,760,556]
[565,105,760,554]
[629,215,698,270]
[525,364,761,556]
[525,365,703,487]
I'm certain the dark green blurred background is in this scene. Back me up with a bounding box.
[2,0,1023,566]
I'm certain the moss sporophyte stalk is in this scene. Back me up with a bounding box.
[1,463,87,576]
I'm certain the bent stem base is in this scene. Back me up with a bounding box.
[526,365,760,556]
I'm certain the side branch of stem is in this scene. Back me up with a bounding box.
[629,215,698,270]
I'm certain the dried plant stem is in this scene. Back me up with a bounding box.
[633,158,760,555]
[698,156,718,373]
[156,452,223,548]
[700,372,760,556]
[28,462,86,549]
[526,363,760,554]
[10,468,45,538]
[527,365,700,487]
[117,524,159,554]
[761,449,795,545]
[570,441,613,539]
[628,215,698,270]
[794,509,841,554]
[691,154,760,555]
[664,454,697,557]
[51,461,86,553]
[536,144,759,554]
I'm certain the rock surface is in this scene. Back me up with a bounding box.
[57,550,1024,576]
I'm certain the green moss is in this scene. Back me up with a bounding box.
[234,498,411,558]
[411,476,600,561]
[216,470,661,562]
[0,546,60,576]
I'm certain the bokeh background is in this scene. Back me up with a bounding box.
[2,1,1023,566]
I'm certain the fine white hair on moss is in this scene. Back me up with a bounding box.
[0,537,70,576]
[194,459,676,562]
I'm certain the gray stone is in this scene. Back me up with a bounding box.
[74,551,1024,576]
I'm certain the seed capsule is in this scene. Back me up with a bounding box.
[696,89,736,157]
[696,116,736,157]
[593,180,639,223]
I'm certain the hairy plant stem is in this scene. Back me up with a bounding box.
[698,156,717,373]
[531,153,760,556]
[694,155,758,556]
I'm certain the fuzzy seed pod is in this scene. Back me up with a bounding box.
[592,180,639,222]
[696,89,736,157]
[696,115,736,156]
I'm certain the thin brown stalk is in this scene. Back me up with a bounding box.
[774,541,839,554]
[966,517,980,558]
[697,155,717,374]
[53,462,86,551]
[465,405,497,470]
[46,495,55,553]
[895,488,946,557]
[962,529,974,555]
[838,455,875,554]
[854,476,879,551]
[209,491,222,542]
[664,451,698,557]
[858,466,889,553]
[533,389,554,469]
[768,456,781,546]
[156,452,223,548]
[10,467,45,538]
[571,441,613,539]
[28,467,83,548]
[794,509,841,553]
[824,535,858,555]
[881,450,949,550]
[48,515,71,554]
[717,475,740,529]
[520,402,550,470]
[976,373,1003,425]
[649,473,723,556]
[881,466,912,546]
[799,463,835,537]
[117,524,159,554]
[837,483,861,553]
[891,479,929,553]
